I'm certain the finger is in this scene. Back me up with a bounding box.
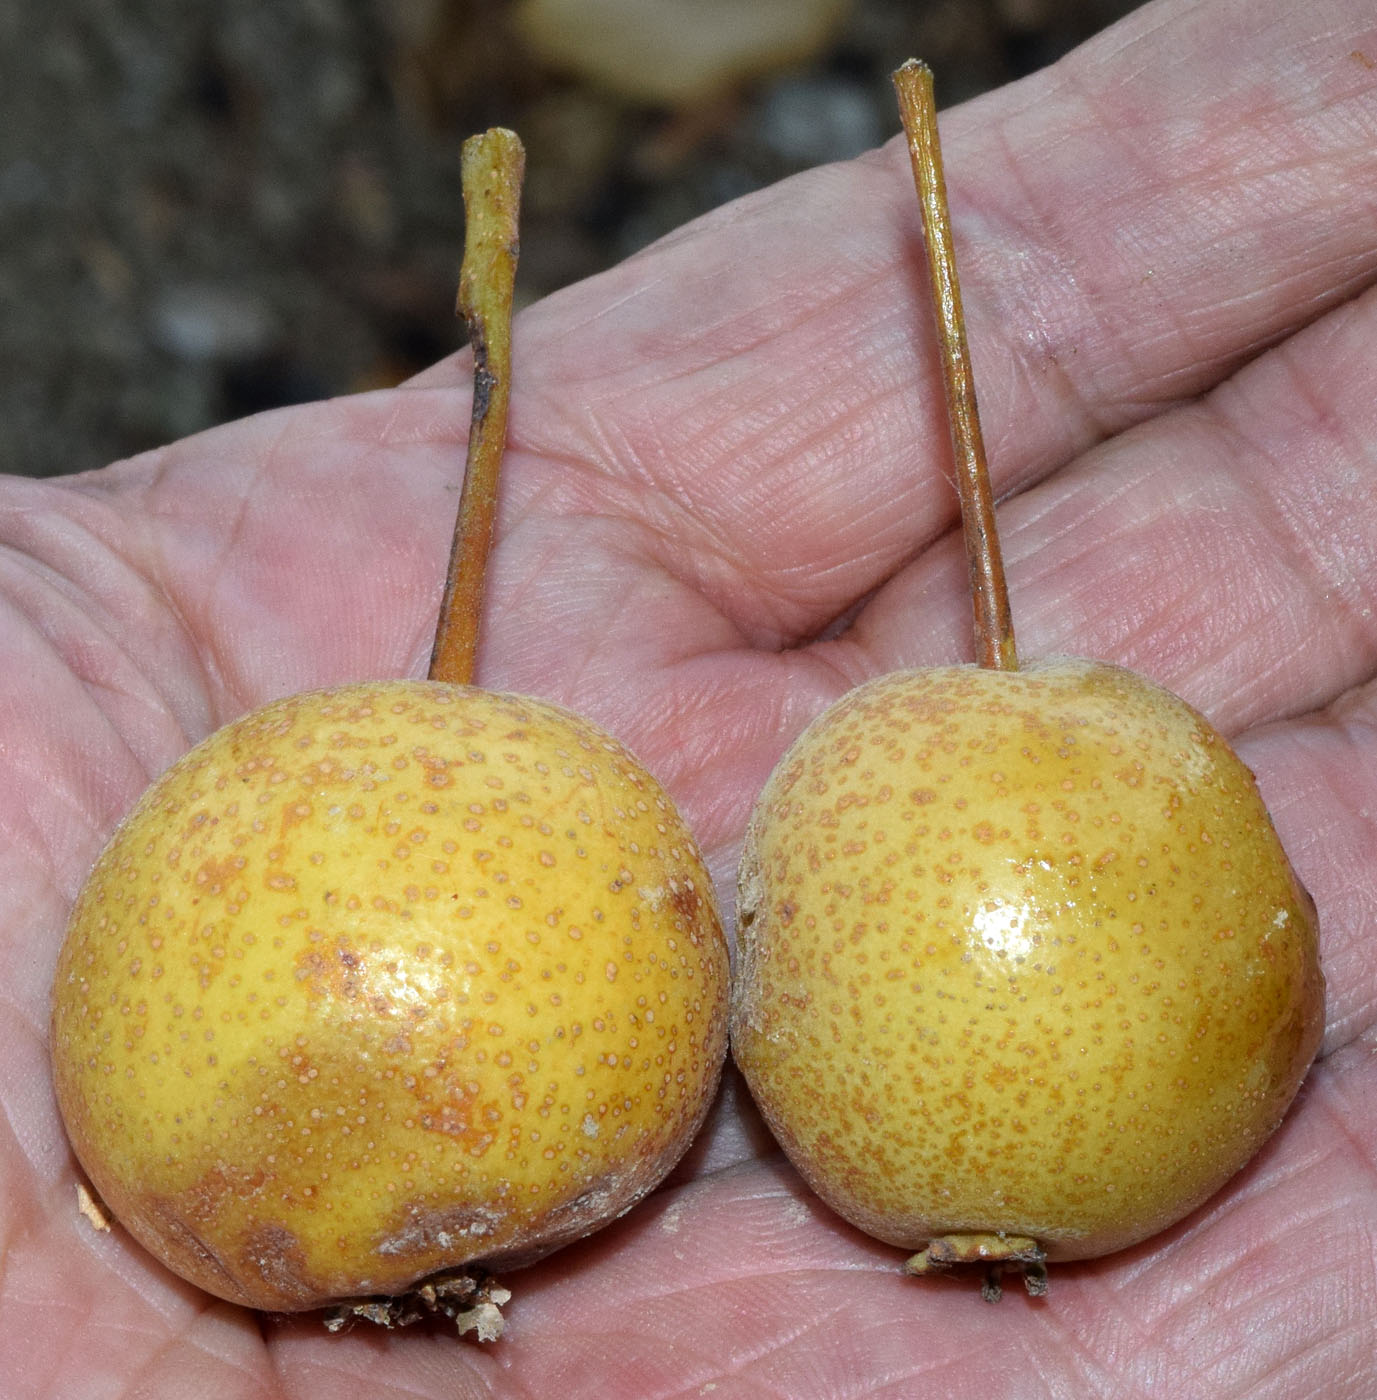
[411,0,1377,644]
[498,267,1377,873]
[838,281,1377,729]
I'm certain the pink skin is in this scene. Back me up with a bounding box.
[4,0,1376,1394]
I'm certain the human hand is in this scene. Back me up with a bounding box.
[4,0,1375,1394]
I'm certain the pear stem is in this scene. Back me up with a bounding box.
[429,128,526,686]
[893,61,1018,672]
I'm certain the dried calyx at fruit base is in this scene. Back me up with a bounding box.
[728,61,1323,1302]
[49,130,728,1342]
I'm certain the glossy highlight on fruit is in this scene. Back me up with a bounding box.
[731,659,1323,1264]
[52,680,728,1311]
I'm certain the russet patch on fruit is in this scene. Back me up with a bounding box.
[52,682,727,1312]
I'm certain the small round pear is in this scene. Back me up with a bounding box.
[52,681,728,1312]
[731,659,1322,1274]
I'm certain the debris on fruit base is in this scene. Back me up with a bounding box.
[322,1271,513,1342]
[75,1182,113,1233]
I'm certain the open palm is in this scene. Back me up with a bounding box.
[5,0,1375,1395]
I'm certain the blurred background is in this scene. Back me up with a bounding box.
[1,0,1143,478]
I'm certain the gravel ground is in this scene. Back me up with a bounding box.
[1,0,1143,478]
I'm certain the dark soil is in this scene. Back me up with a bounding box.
[1,0,1142,478]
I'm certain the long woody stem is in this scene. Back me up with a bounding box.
[429,128,525,685]
[893,61,1018,672]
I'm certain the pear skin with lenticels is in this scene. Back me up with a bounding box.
[731,660,1322,1279]
[52,682,727,1315]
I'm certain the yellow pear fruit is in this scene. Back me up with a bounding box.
[731,659,1322,1278]
[50,130,729,1336]
[51,681,728,1313]
[729,65,1324,1295]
